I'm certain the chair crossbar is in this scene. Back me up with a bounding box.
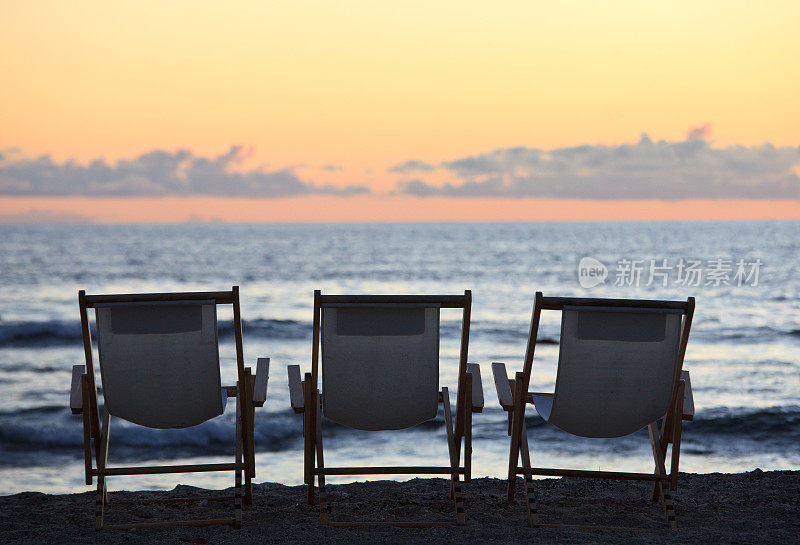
[319,294,467,308]
[517,467,666,481]
[84,291,235,306]
[96,462,244,476]
[316,466,465,476]
[538,296,689,311]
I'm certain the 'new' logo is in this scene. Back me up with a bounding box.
[578,257,608,288]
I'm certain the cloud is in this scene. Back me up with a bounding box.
[394,179,444,196]
[321,164,344,172]
[398,134,800,199]
[0,146,370,197]
[387,160,435,173]
[687,123,712,141]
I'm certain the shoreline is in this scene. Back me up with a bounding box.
[1,470,796,544]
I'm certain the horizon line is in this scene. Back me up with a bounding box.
[1,196,799,224]
[4,218,800,227]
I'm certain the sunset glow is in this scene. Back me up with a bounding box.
[2,196,798,224]
[1,1,799,221]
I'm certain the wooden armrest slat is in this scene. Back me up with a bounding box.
[253,357,269,406]
[681,370,695,420]
[467,363,484,412]
[222,386,238,397]
[288,364,304,413]
[70,364,86,414]
[492,362,514,410]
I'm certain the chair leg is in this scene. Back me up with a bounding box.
[240,380,253,505]
[519,426,539,527]
[649,422,677,529]
[94,408,111,529]
[302,376,315,506]
[234,394,243,528]
[244,377,254,504]
[670,431,683,491]
[313,390,329,525]
[94,478,106,529]
[80,376,94,485]
[651,479,661,501]
[658,478,677,529]
[246,370,257,481]
[234,468,243,529]
[650,422,664,502]
[650,419,669,502]
[244,471,253,505]
[464,374,473,483]
[670,381,686,491]
[452,477,465,525]
[442,387,466,525]
[316,476,328,525]
[507,374,527,501]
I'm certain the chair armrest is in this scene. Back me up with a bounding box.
[222,386,238,397]
[287,364,304,413]
[252,357,269,407]
[680,370,694,421]
[492,362,514,411]
[467,363,484,412]
[70,364,86,414]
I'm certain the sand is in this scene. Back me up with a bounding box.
[1,470,797,544]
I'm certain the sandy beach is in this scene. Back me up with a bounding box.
[1,470,796,544]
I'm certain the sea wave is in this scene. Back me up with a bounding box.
[0,321,84,347]
[1,405,797,463]
[0,319,312,347]
[223,318,310,340]
[494,406,800,444]
[686,406,800,438]
[0,407,302,462]
[0,319,562,347]
[690,326,800,343]
[0,316,796,349]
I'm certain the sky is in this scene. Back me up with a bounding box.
[1,1,799,222]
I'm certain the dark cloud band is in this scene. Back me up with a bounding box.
[398,135,800,199]
[387,160,435,173]
[0,146,369,197]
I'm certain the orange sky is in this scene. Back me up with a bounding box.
[1,1,799,221]
[2,196,798,224]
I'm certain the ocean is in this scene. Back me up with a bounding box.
[0,221,798,495]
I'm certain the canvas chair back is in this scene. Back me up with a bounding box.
[94,300,223,429]
[321,304,440,430]
[548,306,683,438]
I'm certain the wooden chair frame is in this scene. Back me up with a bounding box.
[493,293,695,530]
[69,287,269,530]
[288,291,483,526]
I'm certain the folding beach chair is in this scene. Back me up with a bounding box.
[288,291,483,526]
[492,293,695,529]
[69,287,269,529]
